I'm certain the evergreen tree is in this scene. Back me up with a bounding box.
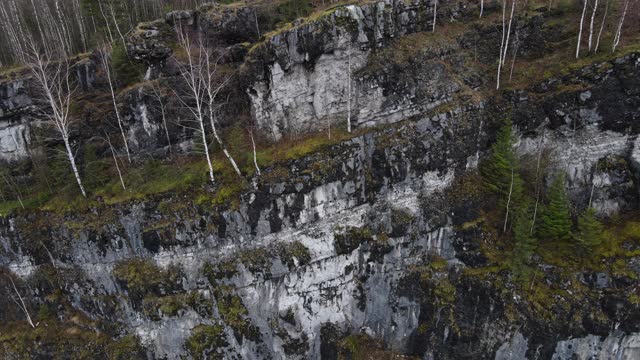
[575,207,603,248]
[538,173,572,241]
[512,201,538,282]
[481,118,518,197]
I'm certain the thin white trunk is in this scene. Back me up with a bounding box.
[576,0,589,58]
[588,0,598,51]
[27,47,87,197]
[106,134,126,190]
[432,0,438,32]
[347,50,352,133]
[509,31,519,82]
[480,0,484,17]
[504,168,515,233]
[497,0,507,89]
[612,0,629,52]
[249,129,261,176]
[109,2,128,50]
[174,26,216,184]
[100,48,131,163]
[530,129,545,234]
[9,277,38,329]
[98,0,115,44]
[202,41,241,177]
[149,84,171,152]
[209,109,242,176]
[64,136,87,197]
[588,162,598,208]
[594,0,609,53]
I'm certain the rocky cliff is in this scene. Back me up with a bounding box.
[1,1,640,359]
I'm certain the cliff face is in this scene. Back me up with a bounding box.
[1,1,640,359]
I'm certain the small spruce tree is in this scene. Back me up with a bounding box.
[575,207,603,248]
[481,118,518,197]
[538,173,573,242]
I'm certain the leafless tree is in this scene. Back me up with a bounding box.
[497,0,517,89]
[595,0,609,52]
[588,0,599,51]
[577,0,589,58]
[202,45,242,177]
[346,49,352,133]
[105,133,126,191]
[248,128,261,176]
[173,26,217,184]
[432,0,438,33]
[99,44,132,163]
[26,43,87,197]
[9,277,38,328]
[612,0,630,52]
[148,82,172,153]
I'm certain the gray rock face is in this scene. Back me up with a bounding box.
[0,78,33,162]
[552,332,640,360]
[245,0,469,140]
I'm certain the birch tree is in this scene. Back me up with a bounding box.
[149,83,172,153]
[248,128,261,176]
[202,44,242,177]
[595,0,609,52]
[432,0,438,33]
[576,0,589,58]
[26,44,87,197]
[99,45,131,163]
[612,0,630,52]
[9,277,38,328]
[588,0,599,51]
[173,26,216,184]
[497,0,517,89]
[346,49,352,133]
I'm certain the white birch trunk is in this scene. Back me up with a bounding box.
[249,129,261,176]
[612,0,630,52]
[588,0,598,51]
[432,0,438,32]
[347,50,352,133]
[100,47,131,163]
[594,0,609,53]
[9,277,37,329]
[576,0,589,58]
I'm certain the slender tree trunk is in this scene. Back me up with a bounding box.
[588,0,598,51]
[530,130,545,234]
[9,277,37,329]
[497,0,507,89]
[497,0,516,89]
[106,134,126,191]
[480,0,484,17]
[504,168,515,233]
[346,50,352,133]
[64,136,87,197]
[109,2,128,50]
[249,129,261,176]
[576,0,589,58]
[594,0,609,53]
[612,0,630,52]
[208,108,242,176]
[101,49,131,163]
[509,31,520,82]
[589,162,598,208]
[432,0,438,32]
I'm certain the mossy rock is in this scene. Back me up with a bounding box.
[185,324,228,360]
